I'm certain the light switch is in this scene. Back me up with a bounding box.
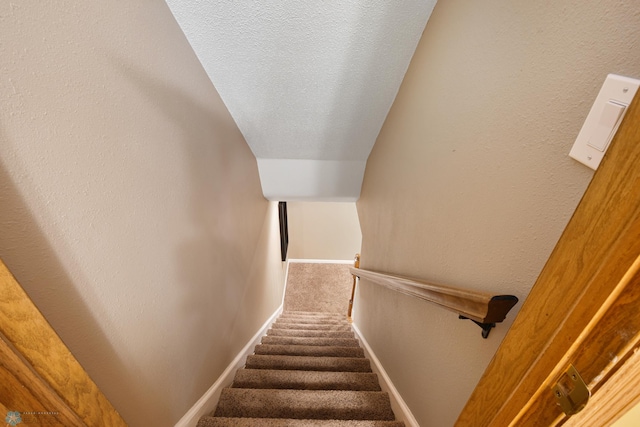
[586,100,626,151]
[569,74,639,170]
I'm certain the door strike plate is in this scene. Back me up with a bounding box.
[552,364,591,416]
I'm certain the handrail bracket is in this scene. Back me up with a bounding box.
[458,315,496,339]
[351,267,518,340]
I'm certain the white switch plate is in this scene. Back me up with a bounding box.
[569,74,639,170]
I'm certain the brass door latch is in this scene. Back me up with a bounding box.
[552,364,591,416]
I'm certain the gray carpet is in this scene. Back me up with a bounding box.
[197,264,404,427]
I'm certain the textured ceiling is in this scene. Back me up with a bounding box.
[166,1,437,200]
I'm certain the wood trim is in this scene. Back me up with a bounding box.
[563,344,640,426]
[350,267,518,325]
[455,92,640,425]
[0,330,86,426]
[0,258,127,426]
[514,256,640,425]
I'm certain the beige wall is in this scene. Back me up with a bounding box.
[0,2,284,426]
[286,202,362,260]
[613,402,640,427]
[355,1,640,426]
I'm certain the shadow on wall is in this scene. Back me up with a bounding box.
[0,135,152,415]
[0,51,271,426]
[110,54,272,422]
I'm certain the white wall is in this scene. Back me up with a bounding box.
[286,202,362,260]
[165,0,437,202]
[355,1,640,426]
[0,2,284,426]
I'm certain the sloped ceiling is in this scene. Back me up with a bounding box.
[166,0,437,201]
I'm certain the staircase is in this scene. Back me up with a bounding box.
[197,311,404,426]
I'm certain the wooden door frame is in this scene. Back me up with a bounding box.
[0,259,127,426]
[456,95,640,426]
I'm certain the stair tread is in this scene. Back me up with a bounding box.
[281,311,346,317]
[214,389,395,421]
[198,417,405,427]
[277,317,348,323]
[232,369,380,391]
[246,354,371,372]
[262,336,360,347]
[268,328,355,338]
[199,313,401,426]
[271,325,352,332]
[274,317,349,325]
[255,344,364,358]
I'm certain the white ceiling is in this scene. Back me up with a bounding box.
[166,0,437,201]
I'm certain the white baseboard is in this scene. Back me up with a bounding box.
[174,305,283,427]
[352,323,420,427]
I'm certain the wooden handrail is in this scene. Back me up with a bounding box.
[350,267,518,338]
[347,254,360,321]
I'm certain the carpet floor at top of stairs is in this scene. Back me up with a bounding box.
[197,311,404,427]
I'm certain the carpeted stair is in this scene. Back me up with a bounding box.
[197,311,404,427]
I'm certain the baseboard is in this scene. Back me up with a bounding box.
[352,323,420,427]
[174,305,283,427]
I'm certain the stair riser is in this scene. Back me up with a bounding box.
[214,389,395,421]
[267,329,355,338]
[279,313,346,319]
[255,344,364,358]
[262,336,360,347]
[275,318,347,325]
[270,323,353,331]
[198,418,405,427]
[282,310,345,316]
[246,355,371,372]
[232,369,381,391]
